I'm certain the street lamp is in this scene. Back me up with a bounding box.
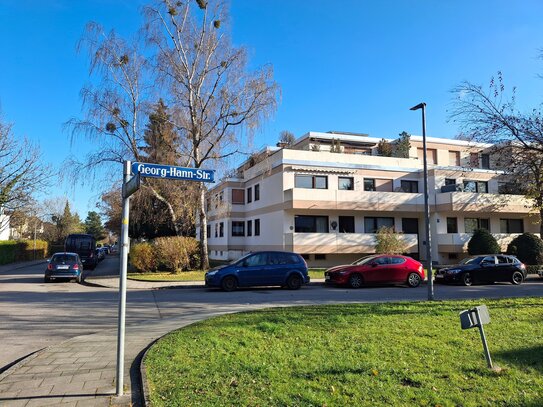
[410,102,434,301]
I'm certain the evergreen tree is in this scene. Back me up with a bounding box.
[467,228,500,255]
[55,202,83,242]
[141,99,179,165]
[394,131,411,158]
[377,139,393,157]
[84,211,106,240]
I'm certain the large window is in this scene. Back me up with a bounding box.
[364,178,376,191]
[364,217,394,233]
[445,178,456,186]
[464,218,490,233]
[295,215,329,233]
[338,177,354,190]
[231,189,245,204]
[219,222,224,238]
[247,187,252,203]
[232,221,245,237]
[463,180,488,193]
[254,219,260,236]
[481,154,490,169]
[247,220,252,236]
[254,184,260,201]
[339,216,355,233]
[295,175,328,189]
[400,180,419,193]
[500,219,524,233]
[449,151,460,166]
[447,217,458,233]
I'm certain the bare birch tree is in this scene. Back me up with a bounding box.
[144,0,279,268]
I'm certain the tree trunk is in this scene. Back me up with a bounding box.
[198,183,209,270]
[147,185,181,236]
[539,208,543,238]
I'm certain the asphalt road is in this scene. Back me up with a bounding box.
[1,254,542,370]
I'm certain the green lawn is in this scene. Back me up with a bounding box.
[128,269,326,282]
[144,298,543,406]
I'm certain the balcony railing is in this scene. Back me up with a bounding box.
[436,192,532,213]
[284,232,418,254]
[283,188,425,212]
[436,233,529,251]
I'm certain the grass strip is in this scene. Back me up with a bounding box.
[145,298,543,406]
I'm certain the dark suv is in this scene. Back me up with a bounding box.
[435,254,526,286]
[205,251,309,291]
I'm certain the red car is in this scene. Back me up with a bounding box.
[324,254,425,288]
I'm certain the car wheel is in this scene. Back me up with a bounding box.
[407,272,421,288]
[286,274,303,290]
[44,276,50,283]
[511,271,524,285]
[221,276,238,292]
[462,272,472,286]
[348,274,363,289]
[76,274,83,284]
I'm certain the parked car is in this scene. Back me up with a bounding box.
[95,248,105,262]
[65,234,97,270]
[435,254,526,286]
[205,251,310,291]
[44,252,84,283]
[324,254,425,288]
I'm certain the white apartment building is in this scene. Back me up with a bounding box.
[204,131,538,267]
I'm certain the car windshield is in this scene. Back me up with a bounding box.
[52,254,77,263]
[352,255,379,266]
[460,256,484,265]
[231,253,253,265]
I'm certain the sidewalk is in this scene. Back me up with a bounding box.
[0,259,47,274]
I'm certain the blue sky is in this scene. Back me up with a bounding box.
[1,0,543,218]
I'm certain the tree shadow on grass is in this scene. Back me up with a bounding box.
[495,345,543,372]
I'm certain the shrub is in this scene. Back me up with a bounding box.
[130,242,157,272]
[467,229,500,255]
[154,236,200,273]
[374,227,408,254]
[506,233,543,265]
[0,240,49,265]
[377,139,393,157]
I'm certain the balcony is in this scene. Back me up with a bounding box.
[284,232,418,254]
[436,192,532,214]
[436,233,527,252]
[283,188,425,212]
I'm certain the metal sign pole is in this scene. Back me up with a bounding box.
[475,308,493,369]
[116,160,131,396]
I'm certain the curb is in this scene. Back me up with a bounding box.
[0,348,44,378]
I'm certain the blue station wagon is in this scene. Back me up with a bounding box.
[205,251,310,291]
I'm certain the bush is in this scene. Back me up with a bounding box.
[0,240,49,265]
[374,227,408,254]
[506,233,543,265]
[130,242,157,272]
[467,229,500,255]
[154,236,200,273]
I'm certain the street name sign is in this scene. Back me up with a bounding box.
[131,162,214,183]
[122,173,141,199]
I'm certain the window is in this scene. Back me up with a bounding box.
[364,217,394,233]
[339,216,355,233]
[295,215,329,233]
[206,225,211,238]
[400,180,418,193]
[418,148,437,164]
[448,253,458,260]
[270,252,299,265]
[295,175,328,189]
[364,178,376,191]
[243,253,268,267]
[500,219,524,233]
[315,254,326,260]
[465,218,490,233]
[247,220,252,236]
[463,180,488,193]
[254,184,260,201]
[219,222,224,238]
[231,189,245,204]
[232,221,245,236]
[498,182,519,194]
[470,153,479,167]
[255,219,260,236]
[449,151,460,166]
[390,257,406,265]
[445,178,456,186]
[219,191,224,204]
[247,187,252,203]
[214,223,218,238]
[338,177,354,190]
[481,154,490,169]
[446,217,458,233]
[301,254,310,260]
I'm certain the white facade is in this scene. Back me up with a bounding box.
[0,210,11,241]
[204,131,538,267]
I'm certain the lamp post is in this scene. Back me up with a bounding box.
[410,102,434,300]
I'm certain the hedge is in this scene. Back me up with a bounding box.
[130,236,200,273]
[0,240,49,265]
